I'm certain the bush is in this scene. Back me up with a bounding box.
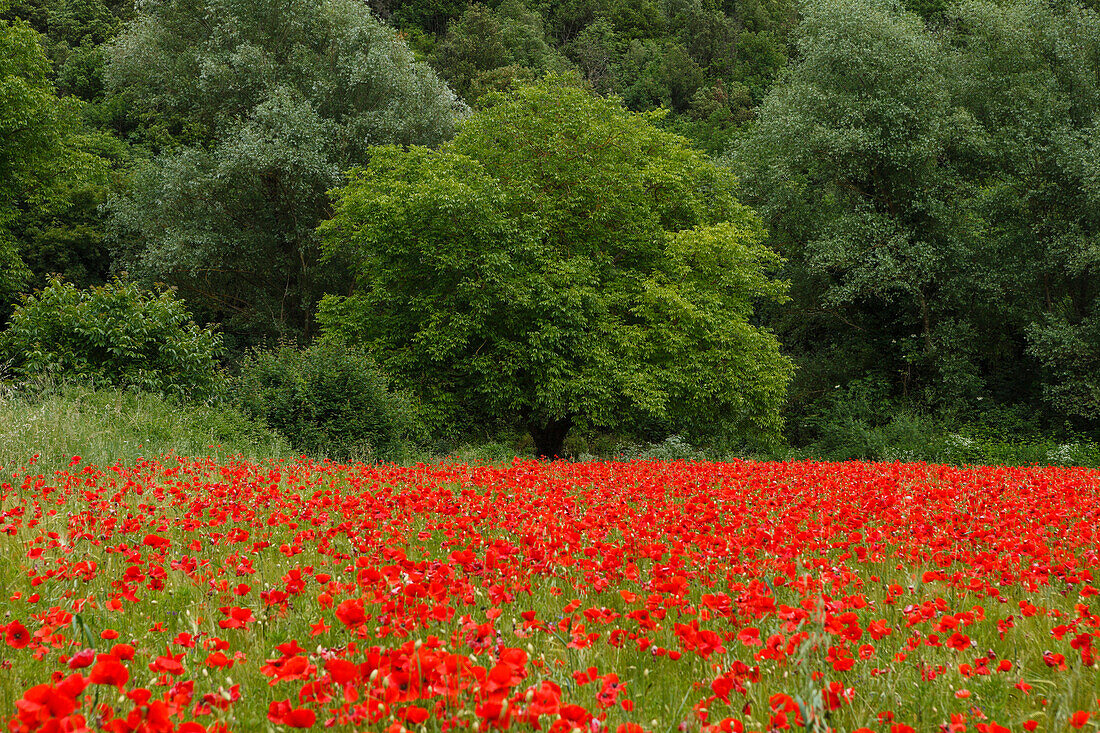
[233,341,419,461]
[935,428,1100,468]
[797,376,905,461]
[793,377,1100,466]
[0,279,224,399]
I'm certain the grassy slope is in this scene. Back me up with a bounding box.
[0,386,292,475]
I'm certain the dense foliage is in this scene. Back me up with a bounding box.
[0,0,123,299]
[0,279,223,398]
[3,0,1100,457]
[103,0,462,344]
[319,78,791,456]
[233,341,420,460]
[381,0,796,152]
[0,7,114,309]
[735,0,1100,445]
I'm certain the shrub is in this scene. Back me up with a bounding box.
[618,434,707,462]
[233,341,419,461]
[798,376,902,461]
[0,278,224,399]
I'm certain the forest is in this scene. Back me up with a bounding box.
[2,0,1100,462]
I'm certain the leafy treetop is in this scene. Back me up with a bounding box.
[319,77,792,457]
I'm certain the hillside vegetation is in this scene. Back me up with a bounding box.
[2,0,1099,460]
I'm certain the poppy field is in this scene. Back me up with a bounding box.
[2,456,1099,733]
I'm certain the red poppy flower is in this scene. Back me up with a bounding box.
[335,598,367,628]
[89,654,129,689]
[150,650,186,676]
[400,706,430,724]
[269,699,316,728]
[111,643,136,661]
[68,648,95,669]
[5,620,30,649]
[143,533,170,549]
[946,633,971,651]
[326,658,359,684]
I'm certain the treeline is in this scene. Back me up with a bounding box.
[740,0,1100,453]
[1,0,1099,460]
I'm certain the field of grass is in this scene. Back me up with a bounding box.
[3,448,1099,733]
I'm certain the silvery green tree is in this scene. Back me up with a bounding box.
[318,77,793,457]
[105,0,462,342]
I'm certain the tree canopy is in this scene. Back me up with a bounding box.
[735,0,1100,441]
[1,9,112,311]
[104,0,463,344]
[5,0,1100,457]
[318,78,792,457]
[0,12,55,302]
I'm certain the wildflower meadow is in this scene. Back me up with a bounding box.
[2,456,1099,732]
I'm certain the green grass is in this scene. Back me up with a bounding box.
[2,383,1097,473]
[0,383,292,474]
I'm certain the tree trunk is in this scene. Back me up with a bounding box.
[529,415,573,460]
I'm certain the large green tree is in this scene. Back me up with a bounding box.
[0,10,55,302]
[735,0,973,417]
[318,77,792,457]
[949,0,1100,424]
[104,0,463,343]
[1,6,112,311]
